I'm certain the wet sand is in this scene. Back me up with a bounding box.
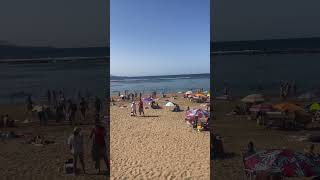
[110,95,210,179]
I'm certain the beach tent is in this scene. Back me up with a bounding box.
[241,94,264,103]
[165,102,175,107]
[244,149,320,177]
[185,91,193,95]
[309,103,320,112]
[273,102,304,112]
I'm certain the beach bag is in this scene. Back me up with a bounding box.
[64,159,74,174]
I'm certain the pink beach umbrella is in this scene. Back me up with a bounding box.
[185,109,209,120]
[244,149,320,177]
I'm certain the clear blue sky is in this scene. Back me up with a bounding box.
[111,0,209,76]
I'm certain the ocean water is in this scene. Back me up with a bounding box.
[110,74,210,95]
[212,53,320,96]
[0,60,108,104]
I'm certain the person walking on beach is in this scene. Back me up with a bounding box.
[131,102,137,116]
[47,90,51,105]
[138,99,144,116]
[67,127,86,175]
[90,123,109,173]
[292,81,297,97]
[37,105,45,126]
[26,95,33,113]
[223,82,229,96]
[70,102,77,125]
[80,98,88,121]
[52,90,57,106]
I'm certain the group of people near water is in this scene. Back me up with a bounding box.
[280,81,297,100]
[67,122,109,175]
[26,89,103,126]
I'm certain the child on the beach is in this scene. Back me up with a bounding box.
[67,127,86,175]
[131,102,137,116]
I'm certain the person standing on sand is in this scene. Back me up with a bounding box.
[26,95,33,113]
[68,127,86,175]
[52,90,57,106]
[292,81,297,97]
[80,97,88,121]
[47,90,51,105]
[70,102,77,125]
[131,102,137,116]
[95,96,102,116]
[90,123,109,173]
[138,99,144,116]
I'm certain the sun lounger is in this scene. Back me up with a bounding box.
[265,112,298,129]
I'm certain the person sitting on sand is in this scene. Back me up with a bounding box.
[172,104,181,112]
[138,99,144,116]
[211,134,225,159]
[131,102,137,116]
[90,123,109,173]
[304,144,317,158]
[244,141,256,158]
[67,127,86,175]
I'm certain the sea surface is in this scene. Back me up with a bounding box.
[110,74,210,95]
[0,60,108,104]
[212,53,320,96]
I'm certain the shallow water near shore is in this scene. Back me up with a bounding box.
[0,60,107,104]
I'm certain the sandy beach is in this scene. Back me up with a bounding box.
[110,95,210,179]
[211,98,319,180]
[0,103,109,180]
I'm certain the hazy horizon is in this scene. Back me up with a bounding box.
[111,72,210,77]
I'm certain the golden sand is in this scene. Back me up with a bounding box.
[110,96,210,179]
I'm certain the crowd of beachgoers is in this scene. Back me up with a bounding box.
[110,89,210,179]
[0,89,110,178]
[212,81,320,180]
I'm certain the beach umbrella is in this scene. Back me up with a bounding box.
[244,149,320,177]
[185,91,193,95]
[250,103,273,112]
[207,92,210,97]
[273,103,304,112]
[241,94,265,103]
[165,102,175,107]
[186,109,209,119]
[142,97,153,103]
[310,103,320,112]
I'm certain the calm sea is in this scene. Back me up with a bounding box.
[110,74,210,95]
[0,60,108,104]
[212,53,320,96]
